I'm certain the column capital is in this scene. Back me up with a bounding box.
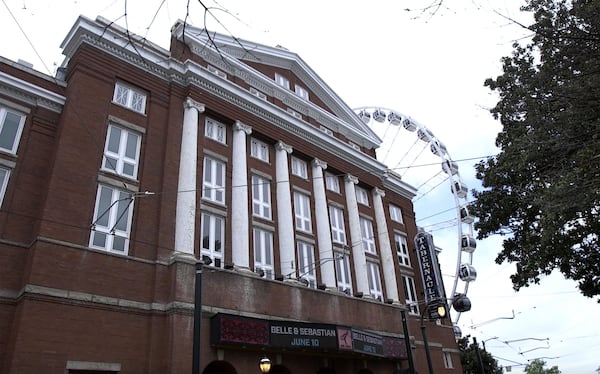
[345,174,358,185]
[312,158,328,170]
[234,120,252,135]
[184,97,205,112]
[373,187,386,198]
[276,141,293,154]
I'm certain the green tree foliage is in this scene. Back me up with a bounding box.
[458,336,503,374]
[524,359,560,374]
[472,0,600,299]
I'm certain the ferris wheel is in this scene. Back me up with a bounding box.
[354,107,477,326]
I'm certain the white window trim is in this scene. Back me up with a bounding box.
[390,204,404,224]
[102,123,141,180]
[0,166,10,207]
[294,191,312,233]
[254,227,275,279]
[443,352,454,369]
[275,73,290,89]
[335,252,352,295]
[200,212,225,267]
[112,82,146,114]
[325,172,340,193]
[329,205,346,245]
[250,138,269,162]
[297,241,316,288]
[205,118,227,144]
[0,106,26,155]
[291,156,308,179]
[295,84,309,100]
[202,156,226,204]
[356,186,369,206]
[89,184,134,254]
[252,174,271,220]
[367,261,383,301]
[360,217,376,254]
[403,274,420,315]
[395,233,410,267]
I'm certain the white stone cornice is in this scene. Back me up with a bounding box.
[345,174,358,185]
[275,141,293,154]
[234,120,252,135]
[0,72,65,113]
[312,158,328,170]
[184,97,205,112]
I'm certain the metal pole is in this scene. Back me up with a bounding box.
[420,309,434,374]
[473,337,485,374]
[192,262,203,374]
[401,310,416,374]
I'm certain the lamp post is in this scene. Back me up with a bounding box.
[420,301,446,374]
[259,357,271,373]
[401,310,416,374]
[192,256,212,374]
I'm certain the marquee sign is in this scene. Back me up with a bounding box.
[414,231,445,314]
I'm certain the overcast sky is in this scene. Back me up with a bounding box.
[1,0,599,372]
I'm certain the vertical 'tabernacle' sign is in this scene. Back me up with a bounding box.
[414,231,445,305]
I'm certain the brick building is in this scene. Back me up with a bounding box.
[0,15,461,374]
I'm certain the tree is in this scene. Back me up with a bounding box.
[458,336,503,374]
[524,359,560,374]
[472,0,600,300]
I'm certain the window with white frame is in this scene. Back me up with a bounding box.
[250,138,269,162]
[0,106,26,154]
[291,156,308,179]
[89,184,134,254]
[297,241,316,288]
[294,191,312,232]
[0,166,10,207]
[329,205,346,245]
[402,274,419,314]
[355,186,369,206]
[395,233,410,267]
[275,73,290,89]
[102,124,141,179]
[207,65,227,79]
[443,352,454,369]
[205,118,226,144]
[253,227,274,279]
[295,84,309,100]
[113,82,146,114]
[249,87,267,101]
[367,261,383,301]
[200,212,224,267]
[325,172,340,193]
[202,156,225,204]
[335,253,352,294]
[390,204,404,224]
[252,175,271,219]
[360,217,376,254]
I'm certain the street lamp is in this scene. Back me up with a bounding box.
[259,357,271,373]
[192,255,213,374]
[420,300,447,374]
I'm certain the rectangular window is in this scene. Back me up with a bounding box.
[207,65,227,79]
[390,204,404,223]
[402,275,419,315]
[297,241,316,288]
[250,87,267,101]
[202,156,226,204]
[360,217,376,254]
[205,118,226,144]
[252,175,271,219]
[335,253,352,294]
[395,233,410,267]
[250,138,269,162]
[0,106,26,154]
[295,84,309,100]
[113,82,146,114]
[89,184,133,254]
[275,73,290,89]
[329,205,346,245]
[102,124,141,179]
[0,166,10,207]
[294,191,312,232]
[254,227,274,279]
[356,186,369,206]
[201,212,224,267]
[325,172,340,193]
[443,352,454,369]
[291,157,308,179]
[367,262,383,301]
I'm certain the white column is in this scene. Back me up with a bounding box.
[174,98,204,255]
[373,188,400,302]
[275,142,295,279]
[344,174,370,297]
[312,158,336,289]
[231,121,252,270]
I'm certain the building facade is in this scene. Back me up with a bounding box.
[0,15,461,374]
